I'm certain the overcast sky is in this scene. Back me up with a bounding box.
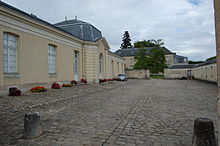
[3,0,216,61]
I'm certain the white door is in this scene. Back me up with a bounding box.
[74,51,78,81]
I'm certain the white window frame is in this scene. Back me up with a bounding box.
[3,33,18,73]
[48,45,57,74]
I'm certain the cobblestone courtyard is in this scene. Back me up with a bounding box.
[0,79,217,146]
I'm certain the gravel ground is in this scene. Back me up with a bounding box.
[0,79,217,146]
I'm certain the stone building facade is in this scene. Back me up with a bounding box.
[0,2,125,87]
[114,47,188,69]
[164,59,217,83]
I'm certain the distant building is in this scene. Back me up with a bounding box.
[164,59,217,83]
[114,47,188,69]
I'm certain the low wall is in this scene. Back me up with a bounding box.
[125,70,150,79]
[164,69,189,79]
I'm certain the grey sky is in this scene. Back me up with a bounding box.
[3,0,216,61]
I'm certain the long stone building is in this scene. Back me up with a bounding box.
[115,47,188,69]
[0,1,125,88]
[164,59,217,83]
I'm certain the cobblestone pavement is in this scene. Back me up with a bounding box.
[0,79,217,146]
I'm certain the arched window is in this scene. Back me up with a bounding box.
[111,60,114,76]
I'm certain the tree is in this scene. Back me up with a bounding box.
[120,31,132,49]
[134,48,166,73]
[188,60,203,64]
[133,41,166,73]
[206,56,216,61]
[134,39,164,48]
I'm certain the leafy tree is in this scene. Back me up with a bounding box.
[120,31,132,49]
[134,48,166,73]
[206,56,216,61]
[134,39,164,48]
[188,60,203,64]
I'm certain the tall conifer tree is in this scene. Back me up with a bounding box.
[120,31,132,49]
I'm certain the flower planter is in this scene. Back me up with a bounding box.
[62,83,72,87]
[31,87,47,92]
[8,87,21,96]
[51,82,61,89]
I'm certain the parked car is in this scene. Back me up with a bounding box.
[116,74,127,81]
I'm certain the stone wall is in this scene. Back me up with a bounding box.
[164,69,190,79]
[125,70,150,79]
[192,63,217,82]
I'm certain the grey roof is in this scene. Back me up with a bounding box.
[169,64,196,69]
[54,19,102,42]
[114,47,174,57]
[0,1,102,42]
[194,58,216,68]
[168,58,217,69]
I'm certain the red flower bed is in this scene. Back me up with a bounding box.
[51,82,61,89]
[99,79,107,83]
[80,79,87,84]
[31,87,47,92]
[8,87,21,96]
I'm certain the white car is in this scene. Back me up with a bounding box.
[116,74,127,81]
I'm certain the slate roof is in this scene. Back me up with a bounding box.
[168,58,216,69]
[194,58,216,68]
[169,64,196,69]
[0,1,102,42]
[114,47,174,57]
[54,19,102,42]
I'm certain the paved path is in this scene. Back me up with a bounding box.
[0,79,217,146]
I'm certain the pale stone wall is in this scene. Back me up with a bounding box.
[124,54,175,69]
[124,56,136,69]
[164,68,190,79]
[165,54,175,66]
[0,9,83,86]
[164,63,217,82]
[0,5,125,86]
[107,52,125,79]
[125,70,150,79]
[192,63,217,82]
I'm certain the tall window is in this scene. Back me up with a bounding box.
[3,33,18,73]
[48,45,56,74]
[111,61,114,76]
[99,53,103,74]
[74,51,78,74]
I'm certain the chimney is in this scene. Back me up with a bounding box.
[75,15,77,20]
